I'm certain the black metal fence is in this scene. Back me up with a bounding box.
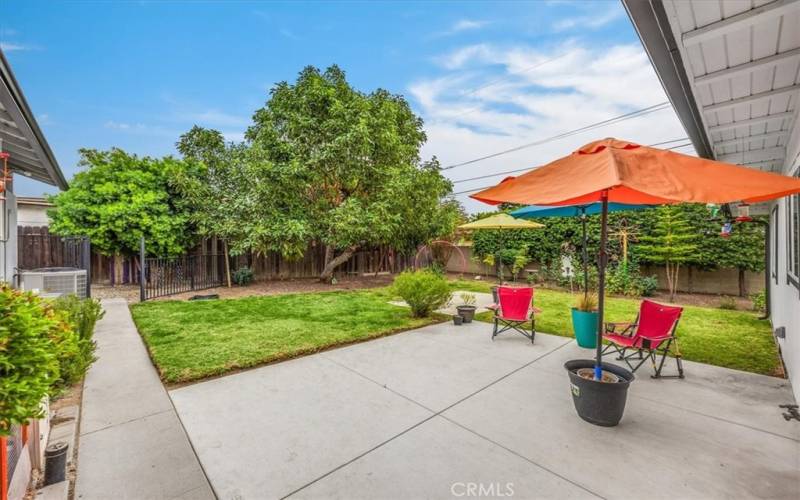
[140,253,226,301]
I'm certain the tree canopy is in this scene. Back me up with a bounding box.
[48,148,196,256]
[234,65,460,279]
[47,65,463,282]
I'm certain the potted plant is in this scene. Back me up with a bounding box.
[456,292,477,323]
[571,293,598,348]
[452,314,464,326]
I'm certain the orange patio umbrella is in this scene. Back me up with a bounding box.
[471,138,800,381]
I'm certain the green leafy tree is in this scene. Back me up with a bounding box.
[636,206,698,302]
[173,126,244,286]
[245,65,460,281]
[49,148,196,259]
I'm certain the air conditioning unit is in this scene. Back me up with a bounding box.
[19,267,87,298]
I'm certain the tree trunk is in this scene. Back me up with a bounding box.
[223,240,232,288]
[319,246,358,283]
[687,266,694,294]
[738,268,746,297]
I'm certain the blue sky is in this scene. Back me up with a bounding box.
[2,0,691,212]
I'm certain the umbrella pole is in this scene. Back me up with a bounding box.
[595,192,609,380]
[581,211,588,301]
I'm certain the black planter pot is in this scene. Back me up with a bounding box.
[564,359,634,427]
[453,314,464,326]
[456,305,476,323]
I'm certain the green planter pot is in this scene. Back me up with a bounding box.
[571,308,598,348]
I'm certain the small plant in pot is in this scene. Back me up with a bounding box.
[452,314,464,326]
[456,292,477,323]
[571,293,598,348]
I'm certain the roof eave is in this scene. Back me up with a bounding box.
[621,0,715,160]
[0,50,68,190]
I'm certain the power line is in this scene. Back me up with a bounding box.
[449,139,697,197]
[450,137,691,184]
[440,101,672,171]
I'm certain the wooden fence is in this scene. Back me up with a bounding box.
[18,227,416,285]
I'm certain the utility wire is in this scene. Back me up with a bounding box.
[440,101,672,171]
[449,139,697,196]
[450,138,691,184]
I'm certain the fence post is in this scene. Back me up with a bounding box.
[139,236,146,302]
[82,237,92,298]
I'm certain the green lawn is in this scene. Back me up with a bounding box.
[131,289,439,383]
[449,279,780,376]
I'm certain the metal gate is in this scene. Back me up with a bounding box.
[139,237,225,301]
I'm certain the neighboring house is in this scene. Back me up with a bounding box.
[1,49,67,500]
[16,196,52,227]
[624,0,800,399]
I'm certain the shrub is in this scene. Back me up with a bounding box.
[750,290,766,313]
[51,294,104,389]
[392,270,452,317]
[233,266,255,286]
[606,261,657,297]
[0,285,61,435]
[718,296,738,310]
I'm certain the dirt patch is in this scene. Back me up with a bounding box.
[109,275,394,303]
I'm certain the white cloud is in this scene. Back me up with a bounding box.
[410,40,693,213]
[551,9,622,32]
[178,109,249,128]
[432,19,490,38]
[0,42,34,52]
[279,28,301,40]
[104,120,132,130]
[103,120,178,138]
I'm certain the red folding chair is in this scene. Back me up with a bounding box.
[490,286,536,344]
[602,299,684,379]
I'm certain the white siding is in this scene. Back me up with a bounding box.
[1,189,18,284]
[771,118,800,400]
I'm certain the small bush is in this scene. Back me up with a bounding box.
[0,285,61,435]
[606,261,657,297]
[459,292,476,306]
[392,270,452,317]
[51,294,104,389]
[718,296,738,310]
[233,266,255,286]
[750,290,766,313]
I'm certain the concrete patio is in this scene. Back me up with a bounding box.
[169,320,800,499]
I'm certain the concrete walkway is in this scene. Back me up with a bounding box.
[75,299,214,500]
[170,320,799,499]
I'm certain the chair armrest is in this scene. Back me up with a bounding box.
[605,322,636,336]
[530,306,542,315]
[486,304,500,315]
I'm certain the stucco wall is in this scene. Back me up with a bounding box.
[17,203,50,227]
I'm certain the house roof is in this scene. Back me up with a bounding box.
[0,49,67,189]
[622,0,800,171]
[16,196,53,207]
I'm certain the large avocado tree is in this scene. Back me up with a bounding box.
[244,65,460,281]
